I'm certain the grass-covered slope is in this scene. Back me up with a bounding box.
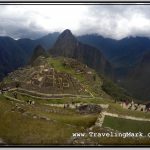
[102,78,132,101]
[0,95,98,145]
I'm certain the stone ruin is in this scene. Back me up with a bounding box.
[63,59,92,76]
[77,104,102,114]
[25,65,71,90]
[121,100,147,112]
[4,58,93,95]
[20,63,89,95]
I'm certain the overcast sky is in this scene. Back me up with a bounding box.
[1,5,150,40]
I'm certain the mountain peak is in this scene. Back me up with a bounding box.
[58,29,76,41]
[49,29,78,57]
[30,45,47,64]
[62,29,72,35]
[49,30,112,78]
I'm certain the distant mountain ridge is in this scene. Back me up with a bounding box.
[1,31,150,80]
[0,32,59,80]
[17,32,59,57]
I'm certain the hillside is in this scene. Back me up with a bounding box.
[123,51,150,101]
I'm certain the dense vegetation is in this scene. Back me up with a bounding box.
[102,78,132,101]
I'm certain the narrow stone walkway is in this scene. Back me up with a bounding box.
[95,111,105,127]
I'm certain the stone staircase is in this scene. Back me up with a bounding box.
[95,111,105,127]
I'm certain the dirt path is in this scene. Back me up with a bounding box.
[3,94,24,103]
[103,112,150,122]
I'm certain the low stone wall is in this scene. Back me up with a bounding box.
[45,103,109,110]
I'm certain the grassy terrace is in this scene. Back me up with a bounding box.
[27,105,98,128]
[6,89,150,119]
[103,116,150,134]
[0,95,98,145]
[6,90,112,104]
[6,90,150,120]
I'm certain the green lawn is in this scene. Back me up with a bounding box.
[103,116,150,134]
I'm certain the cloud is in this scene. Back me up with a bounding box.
[76,5,150,39]
[0,5,150,39]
